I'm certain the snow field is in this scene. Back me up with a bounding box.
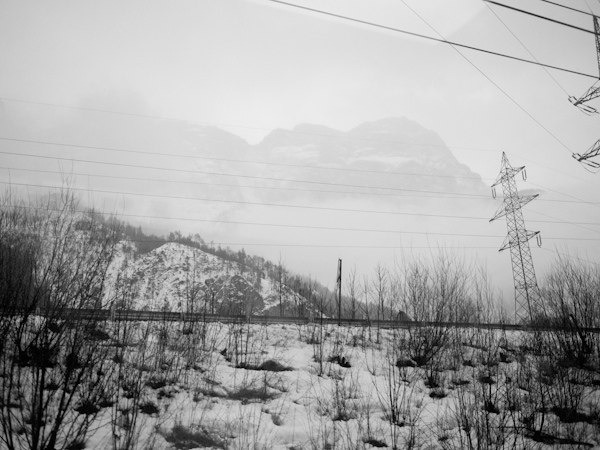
[74,322,600,449]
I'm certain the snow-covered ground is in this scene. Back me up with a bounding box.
[77,321,600,450]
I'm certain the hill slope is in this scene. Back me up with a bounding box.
[106,242,315,316]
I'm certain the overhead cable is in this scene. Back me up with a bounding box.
[484,2,570,95]
[540,0,597,16]
[484,0,598,34]
[4,165,598,207]
[400,0,574,155]
[0,97,498,154]
[265,0,598,78]
[0,181,489,219]
[0,136,485,181]
[0,150,486,198]
[0,166,491,201]
[4,203,598,243]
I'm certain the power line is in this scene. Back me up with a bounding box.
[400,0,574,156]
[0,97,505,155]
[5,97,600,190]
[505,151,600,191]
[527,206,600,235]
[265,0,598,78]
[484,1,570,96]
[5,130,600,197]
[0,150,487,198]
[540,0,597,16]
[0,181,491,219]
[540,246,600,267]
[484,0,598,34]
[0,136,486,181]
[3,131,599,225]
[3,204,501,243]
[7,134,600,197]
[525,179,600,209]
[4,145,600,217]
[4,166,599,210]
[5,203,598,243]
[0,166,491,201]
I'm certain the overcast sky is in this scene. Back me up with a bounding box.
[1,0,600,314]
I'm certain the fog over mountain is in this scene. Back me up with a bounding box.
[0,97,545,311]
[255,118,487,204]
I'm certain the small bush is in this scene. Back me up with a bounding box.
[98,399,114,408]
[228,386,279,404]
[74,401,100,416]
[478,375,495,385]
[237,359,293,372]
[145,378,168,390]
[396,358,416,368]
[425,372,443,389]
[162,424,225,450]
[45,381,60,391]
[66,440,86,450]
[259,359,293,372]
[271,413,284,426]
[483,401,500,414]
[139,401,160,415]
[157,388,175,400]
[85,328,110,341]
[363,437,388,447]
[551,406,593,424]
[328,355,351,368]
[429,388,448,399]
[499,351,512,363]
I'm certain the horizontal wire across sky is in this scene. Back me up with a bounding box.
[1,0,600,271]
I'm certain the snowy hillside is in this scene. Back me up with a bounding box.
[105,242,314,316]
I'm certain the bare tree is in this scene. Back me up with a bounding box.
[345,265,360,320]
[0,187,120,450]
[371,264,388,343]
[275,254,287,317]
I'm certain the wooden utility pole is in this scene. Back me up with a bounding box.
[337,259,342,326]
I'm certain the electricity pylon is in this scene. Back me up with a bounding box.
[568,15,600,114]
[490,153,542,324]
[573,138,600,170]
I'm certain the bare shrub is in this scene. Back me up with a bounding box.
[0,188,120,450]
[161,423,226,450]
[541,256,600,369]
[397,252,470,368]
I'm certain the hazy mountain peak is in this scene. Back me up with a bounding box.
[254,118,486,199]
[291,123,344,137]
[349,117,418,133]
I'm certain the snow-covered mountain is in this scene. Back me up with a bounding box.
[105,242,315,316]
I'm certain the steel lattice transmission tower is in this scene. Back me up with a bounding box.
[568,15,600,115]
[490,153,542,323]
